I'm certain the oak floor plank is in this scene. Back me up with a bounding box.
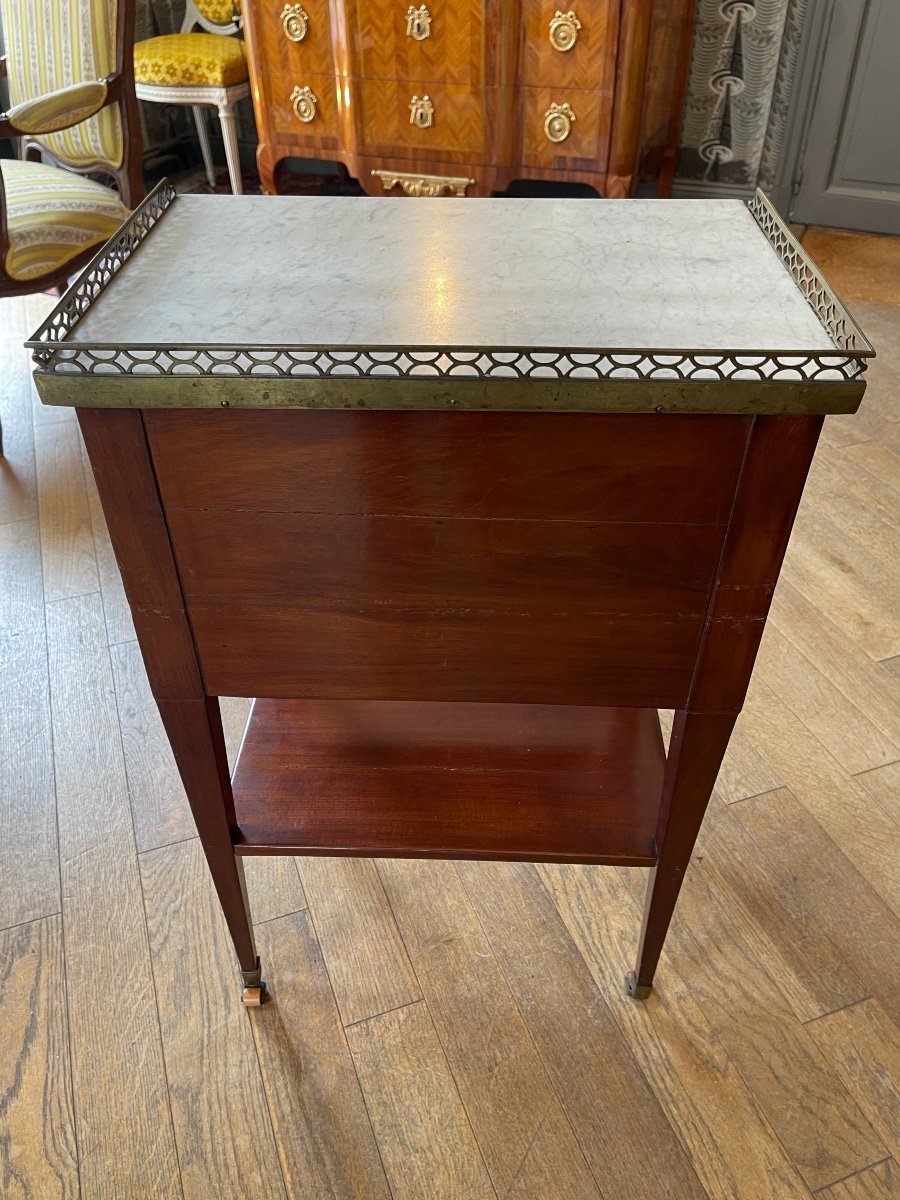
[807,444,900,569]
[738,678,900,921]
[756,622,898,775]
[140,838,288,1200]
[346,1001,497,1200]
[110,639,196,853]
[251,910,392,1200]
[715,723,784,804]
[46,592,182,1200]
[0,338,38,526]
[810,999,900,1164]
[843,442,900,497]
[818,1161,900,1200]
[784,505,900,662]
[35,420,99,603]
[856,761,900,827]
[769,580,900,753]
[0,518,59,930]
[79,440,135,647]
[378,857,602,1200]
[0,915,78,1200]
[458,860,707,1200]
[540,861,877,1195]
[732,787,900,1031]
[296,856,420,1027]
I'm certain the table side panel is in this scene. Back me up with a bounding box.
[146,410,750,708]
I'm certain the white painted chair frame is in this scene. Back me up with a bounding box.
[134,0,249,193]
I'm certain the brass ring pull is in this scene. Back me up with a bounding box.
[280,3,308,42]
[291,84,318,122]
[409,94,435,129]
[549,10,581,51]
[544,101,575,143]
[406,4,432,40]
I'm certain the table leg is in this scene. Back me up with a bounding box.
[626,710,736,999]
[157,697,264,1006]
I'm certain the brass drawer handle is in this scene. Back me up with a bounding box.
[290,84,318,122]
[544,101,575,143]
[280,2,308,42]
[409,94,435,128]
[549,9,581,51]
[406,4,432,40]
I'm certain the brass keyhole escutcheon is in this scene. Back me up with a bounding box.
[549,9,581,51]
[406,4,432,40]
[290,84,318,122]
[409,94,435,128]
[544,101,576,143]
[280,2,308,42]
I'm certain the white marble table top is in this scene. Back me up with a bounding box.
[71,194,832,354]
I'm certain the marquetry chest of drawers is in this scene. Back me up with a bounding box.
[243,0,694,196]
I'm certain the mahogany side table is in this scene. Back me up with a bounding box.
[28,183,872,1006]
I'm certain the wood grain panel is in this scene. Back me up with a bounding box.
[251,911,392,1199]
[0,336,38,525]
[359,78,489,157]
[255,70,342,145]
[517,85,611,172]
[80,439,135,647]
[458,860,707,1200]
[520,0,617,90]
[378,857,603,1198]
[817,1160,900,1200]
[140,839,288,1200]
[249,0,335,76]
[147,409,750,525]
[347,0,485,85]
[168,508,724,615]
[78,409,204,701]
[46,592,181,1200]
[191,601,702,707]
[0,916,77,1200]
[346,1003,497,1200]
[230,700,663,862]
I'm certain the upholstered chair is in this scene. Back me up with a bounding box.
[134,0,250,195]
[0,0,142,297]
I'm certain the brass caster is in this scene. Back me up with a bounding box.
[624,971,652,1000]
[240,957,266,1006]
[241,982,266,1007]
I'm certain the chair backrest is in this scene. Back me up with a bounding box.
[184,0,241,35]
[0,0,125,172]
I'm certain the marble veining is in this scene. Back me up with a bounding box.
[70,195,836,355]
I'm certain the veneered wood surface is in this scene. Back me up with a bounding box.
[252,0,335,76]
[347,0,487,86]
[231,699,663,862]
[519,0,617,90]
[146,410,750,524]
[358,78,491,158]
[253,70,343,146]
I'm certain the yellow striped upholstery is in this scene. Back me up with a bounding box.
[134,32,248,89]
[2,159,129,282]
[6,81,109,136]
[0,0,123,171]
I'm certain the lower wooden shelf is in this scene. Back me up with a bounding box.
[230,699,663,865]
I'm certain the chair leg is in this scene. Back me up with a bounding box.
[192,105,216,188]
[218,101,243,195]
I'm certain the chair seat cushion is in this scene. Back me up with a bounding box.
[134,33,248,90]
[1,158,129,282]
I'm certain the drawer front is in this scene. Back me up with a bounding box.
[517,85,611,170]
[251,0,334,74]
[256,70,341,144]
[347,0,485,86]
[521,1,617,90]
[360,78,488,157]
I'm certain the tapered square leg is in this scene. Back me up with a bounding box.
[628,710,737,998]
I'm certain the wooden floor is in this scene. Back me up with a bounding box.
[1,233,899,1200]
